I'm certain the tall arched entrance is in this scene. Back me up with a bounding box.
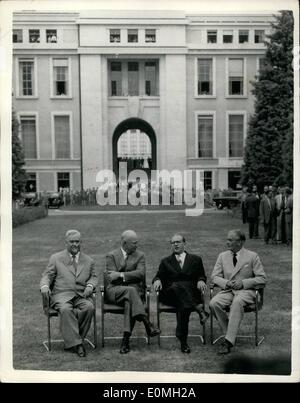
[112,118,157,179]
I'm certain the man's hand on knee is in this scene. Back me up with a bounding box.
[83,285,93,298]
[153,279,162,292]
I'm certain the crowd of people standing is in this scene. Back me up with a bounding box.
[240,184,293,246]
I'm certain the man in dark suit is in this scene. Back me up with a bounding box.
[245,187,260,239]
[40,229,98,357]
[105,230,160,354]
[260,189,275,244]
[152,234,209,354]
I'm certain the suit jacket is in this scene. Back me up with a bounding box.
[153,252,207,290]
[40,249,98,305]
[260,195,275,224]
[245,194,260,219]
[211,247,266,293]
[275,193,284,214]
[104,248,146,296]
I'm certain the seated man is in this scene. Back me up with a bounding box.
[40,229,98,357]
[209,229,266,355]
[152,234,209,354]
[104,230,160,354]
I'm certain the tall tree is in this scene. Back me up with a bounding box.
[241,10,294,190]
[12,109,27,200]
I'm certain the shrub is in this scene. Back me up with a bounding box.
[12,205,48,228]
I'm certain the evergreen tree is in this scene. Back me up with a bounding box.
[12,109,27,200]
[241,10,294,190]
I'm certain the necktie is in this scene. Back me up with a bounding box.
[177,255,183,268]
[71,255,78,274]
[233,253,237,267]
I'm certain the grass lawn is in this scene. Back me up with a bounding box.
[12,210,292,375]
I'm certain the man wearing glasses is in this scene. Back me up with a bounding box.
[209,229,266,355]
[153,234,209,353]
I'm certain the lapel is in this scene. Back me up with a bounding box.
[181,252,189,271]
[62,250,76,276]
[117,248,126,271]
[171,253,182,272]
[229,248,246,279]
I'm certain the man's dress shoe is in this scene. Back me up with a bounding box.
[120,339,130,354]
[146,324,161,337]
[76,344,86,357]
[217,340,232,355]
[181,342,191,354]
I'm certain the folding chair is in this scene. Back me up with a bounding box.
[210,284,265,346]
[42,292,97,351]
[100,284,151,347]
[155,289,207,346]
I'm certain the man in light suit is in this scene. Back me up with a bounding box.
[40,229,98,357]
[260,189,275,244]
[209,229,266,354]
[105,230,160,354]
[153,234,209,354]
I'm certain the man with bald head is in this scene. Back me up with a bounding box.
[210,229,266,354]
[105,230,160,353]
[153,234,208,354]
[40,230,98,357]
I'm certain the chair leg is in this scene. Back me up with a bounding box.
[210,306,214,344]
[93,308,97,348]
[255,308,258,346]
[101,310,104,348]
[47,314,51,351]
[157,310,161,347]
[202,322,206,345]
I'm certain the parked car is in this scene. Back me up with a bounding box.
[21,192,40,207]
[46,191,64,208]
[213,190,242,210]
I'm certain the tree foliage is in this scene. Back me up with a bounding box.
[241,10,294,190]
[12,109,27,200]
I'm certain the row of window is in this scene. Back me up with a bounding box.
[13,27,265,45]
[205,29,265,44]
[17,57,70,97]
[13,29,57,43]
[18,111,245,161]
[110,28,156,43]
[26,172,70,192]
[16,56,265,98]
[26,169,242,192]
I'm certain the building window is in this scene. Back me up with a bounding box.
[229,115,244,158]
[207,30,217,43]
[128,61,139,95]
[198,115,213,158]
[197,59,213,95]
[110,61,122,96]
[26,173,37,192]
[13,29,23,43]
[238,30,248,43]
[228,58,244,95]
[145,61,158,95]
[29,29,40,43]
[19,59,35,96]
[110,29,120,43]
[54,115,70,158]
[228,171,241,190]
[57,172,70,190]
[53,58,68,96]
[128,29,138,43]
[223,30,233,43]
[46,29,57,43]
[255,30,265,43]
[204,171,212,190]
[20,116,37,159]
[145,29,156,43]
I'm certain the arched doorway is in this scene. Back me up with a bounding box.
[112,118,157,178]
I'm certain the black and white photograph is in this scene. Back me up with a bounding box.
[0,0,299,384]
